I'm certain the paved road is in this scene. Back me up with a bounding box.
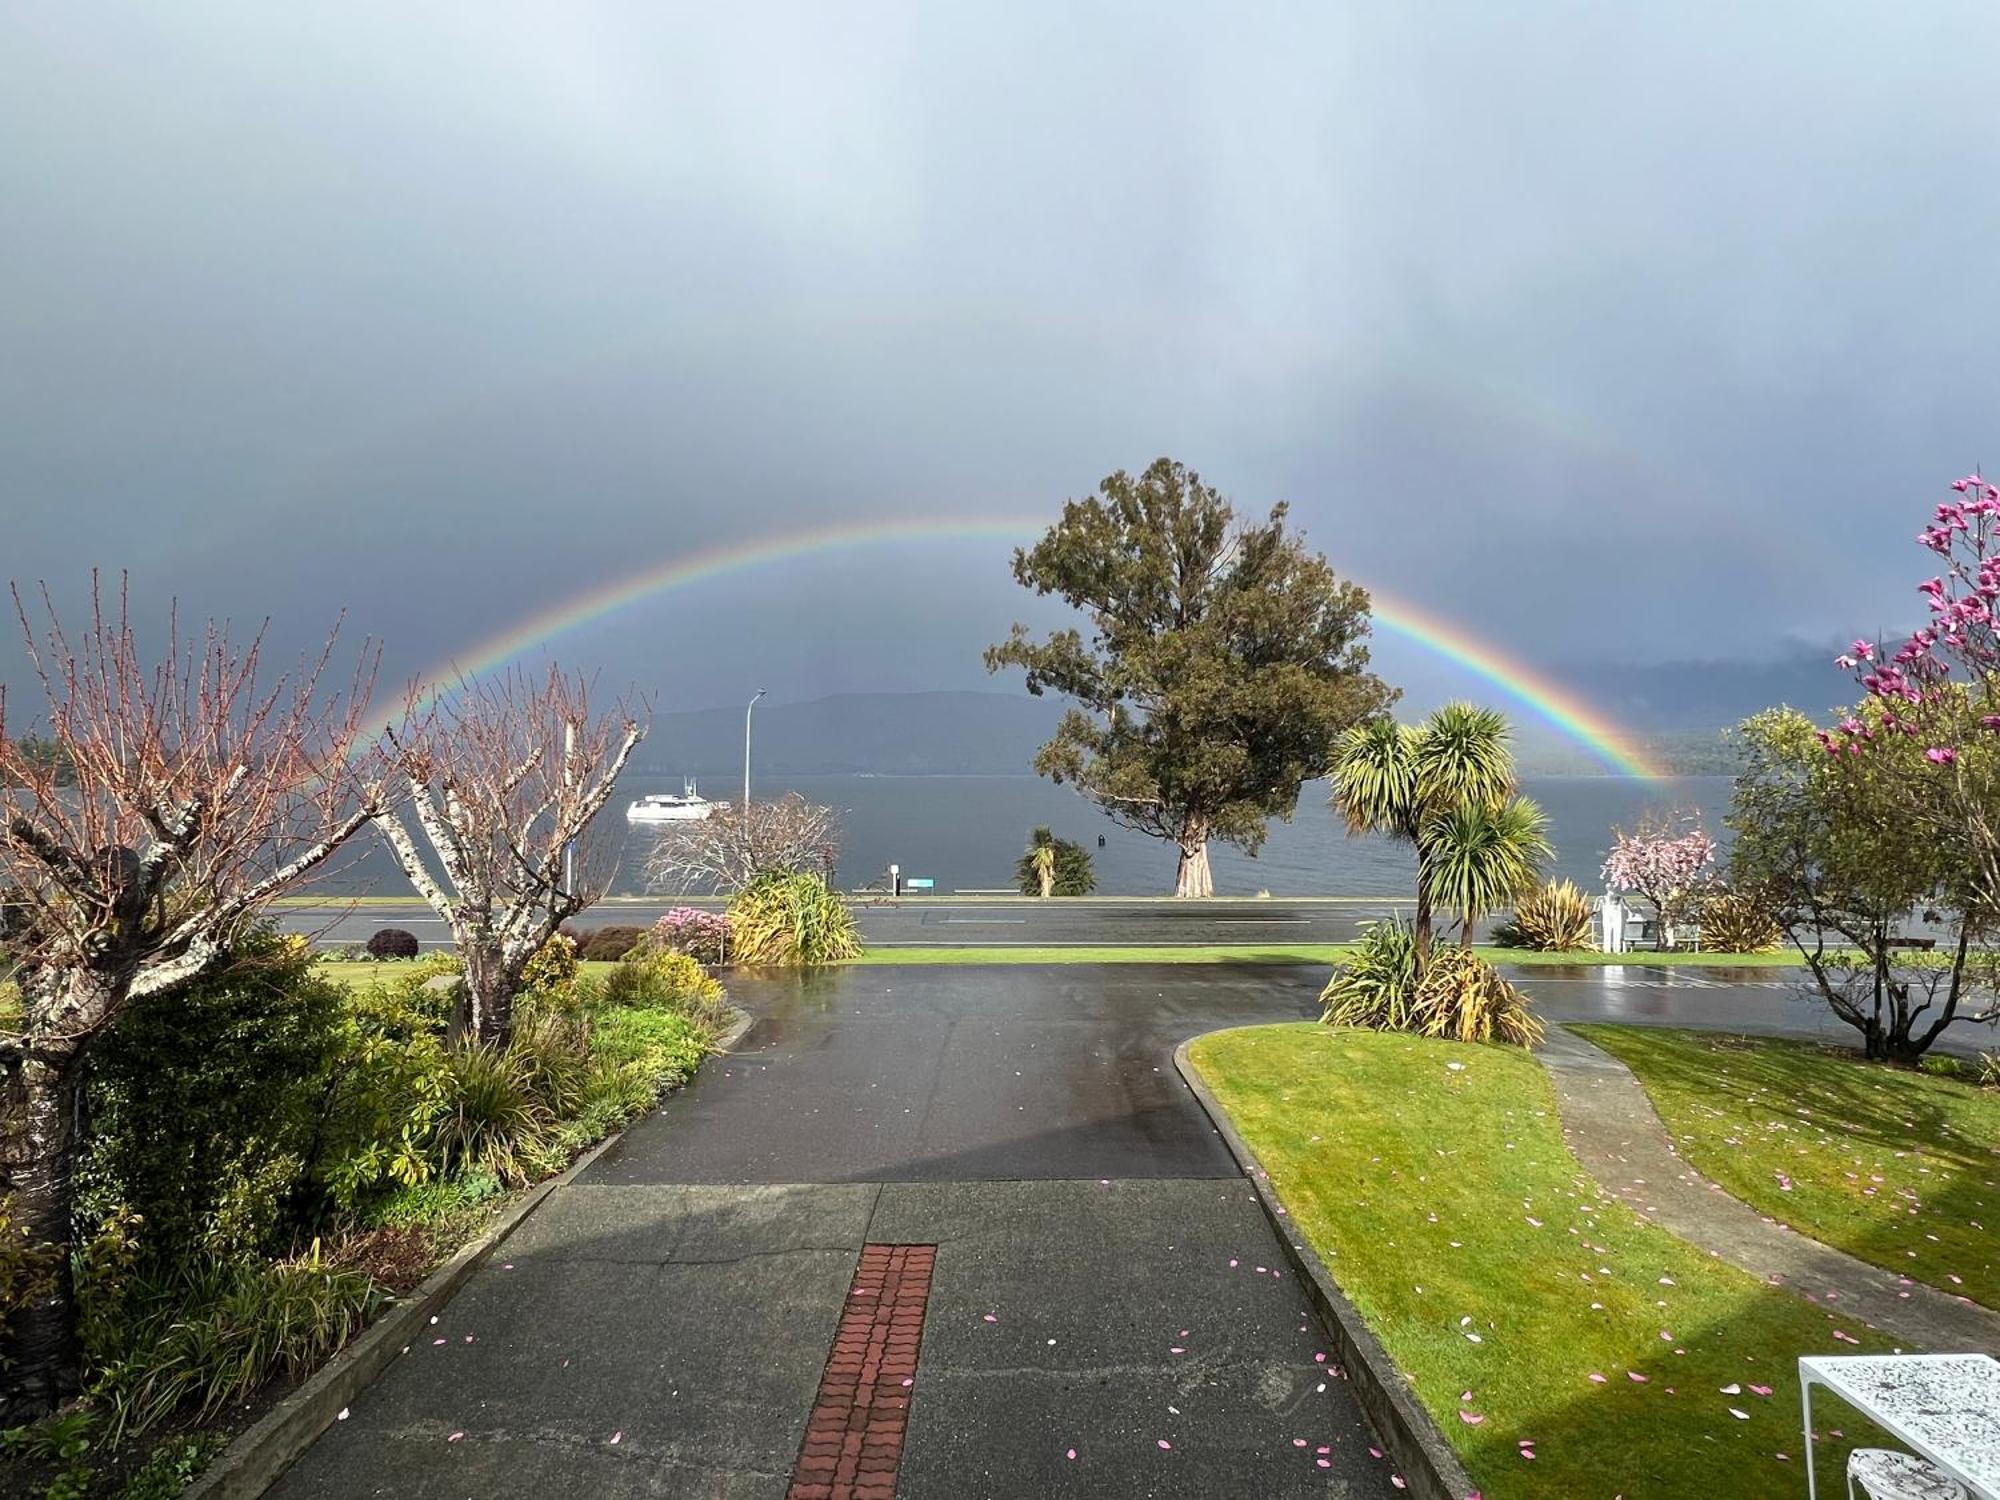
[273,966,1401,1498]
[268,962,1936,1498]
[282,895,1476,948]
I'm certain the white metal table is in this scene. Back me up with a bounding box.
[1800,1353,2000,1499]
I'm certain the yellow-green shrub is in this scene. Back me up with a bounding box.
[1495,879,1597,951]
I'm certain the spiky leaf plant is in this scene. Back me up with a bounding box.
[727,871,862,966]
[1319,920,1420,1030]
[1495,879,1598,951]
[1697,886,1782,952]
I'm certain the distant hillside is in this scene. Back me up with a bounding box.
[1554,646,1852,731]
[636,689,1751,779]
[637,691,1069,777]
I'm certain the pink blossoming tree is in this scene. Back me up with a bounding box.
[1601,812,1715,950]
[1803,470,2000,1058]
[1823,474,2000,899]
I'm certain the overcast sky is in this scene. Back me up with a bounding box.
[4,3,1997,719]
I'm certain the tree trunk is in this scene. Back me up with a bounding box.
[458,941,518,1046]
[1412,882,1435,972]
[3,1055,84,1421]
[1174,831,1213,898]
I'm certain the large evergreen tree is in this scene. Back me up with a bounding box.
[986,459,1393,896]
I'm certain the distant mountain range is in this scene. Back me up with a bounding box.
[635,684,1801,780]
[1554,646,1852,730]
[637,691,1070,778]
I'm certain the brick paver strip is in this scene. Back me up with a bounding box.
[788,1243,936,1500]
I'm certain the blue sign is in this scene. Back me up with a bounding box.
[905,877,934,890]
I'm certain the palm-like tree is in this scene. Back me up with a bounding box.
[1031,841,1057,898]
[1421,796,1552,945]
[1331,702,1532,965]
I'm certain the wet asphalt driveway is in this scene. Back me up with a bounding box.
[271,962,1841,1499]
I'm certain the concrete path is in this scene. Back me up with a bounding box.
[1538,1025,2000,1352]
[269,966,1403,1498]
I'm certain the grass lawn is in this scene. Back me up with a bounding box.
[1189,1024,1895,1499]
[1573,1026,1999,1311]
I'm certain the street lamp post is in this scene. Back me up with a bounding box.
[743,688,766,812]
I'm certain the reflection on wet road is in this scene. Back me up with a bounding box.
[589,962,1913,1188]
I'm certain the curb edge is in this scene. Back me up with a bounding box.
[1173,1033,1479,1500]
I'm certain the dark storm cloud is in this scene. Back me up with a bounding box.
[3,2,1996,713]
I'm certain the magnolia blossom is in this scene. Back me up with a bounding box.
[1602,827,1716,897]
[1827,473,2000,760]
[1602,818,1716,949]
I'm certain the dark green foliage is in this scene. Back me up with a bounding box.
[1013,828,1096,896]
[2,1406,96,1498]
[25,926,723,1458]
[570,925,647,961]
[0,1198,58,1357]
[357,1171,503,1232]
[364,928,419,960]
[116,1432,225,1498]
[986,458,1394,894]
[90,1251,379,1438]
[77,935,348,1271]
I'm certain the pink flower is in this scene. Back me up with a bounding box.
[1925,747,1957,764]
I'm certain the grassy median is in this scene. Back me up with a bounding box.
[1574,1026,1998,1310]
[1188,1024,1892,1499]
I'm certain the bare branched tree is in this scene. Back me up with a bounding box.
[643,792,841,896]
[373,667,643,1044]
[0,576,380,1415]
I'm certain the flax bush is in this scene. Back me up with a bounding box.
[1321,921,1542,1046]
[1493,878,1597,951]
[727,871,861,966]
[1697,886,1782,952]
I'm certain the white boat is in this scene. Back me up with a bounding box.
[626,780,724,823]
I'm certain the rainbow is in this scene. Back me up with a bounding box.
[385,516,1664,778]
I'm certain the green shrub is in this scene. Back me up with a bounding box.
[1014,828,1096,896]
[601,947,727,1025]
[76,932,348,1270]
[0,1195,58,1357]
[590,1006,712,1086]
[428,1040,562,1186]
[364,927,420,960]
[117,1432,226,1498]
[1322,924,1541,1046]
[359,1171,504,1232]
[521,933,583,1013]
[1493,878,1596,951]
[1698,886,1783,952]
[1319,920,1420,1030]
[2,1407,96,1497]
[570,925,647,961]
[91,1249,379,1439]
[728,871,861,965]
[315,997,453,1212]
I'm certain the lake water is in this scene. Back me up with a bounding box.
[318,773,1736,898]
